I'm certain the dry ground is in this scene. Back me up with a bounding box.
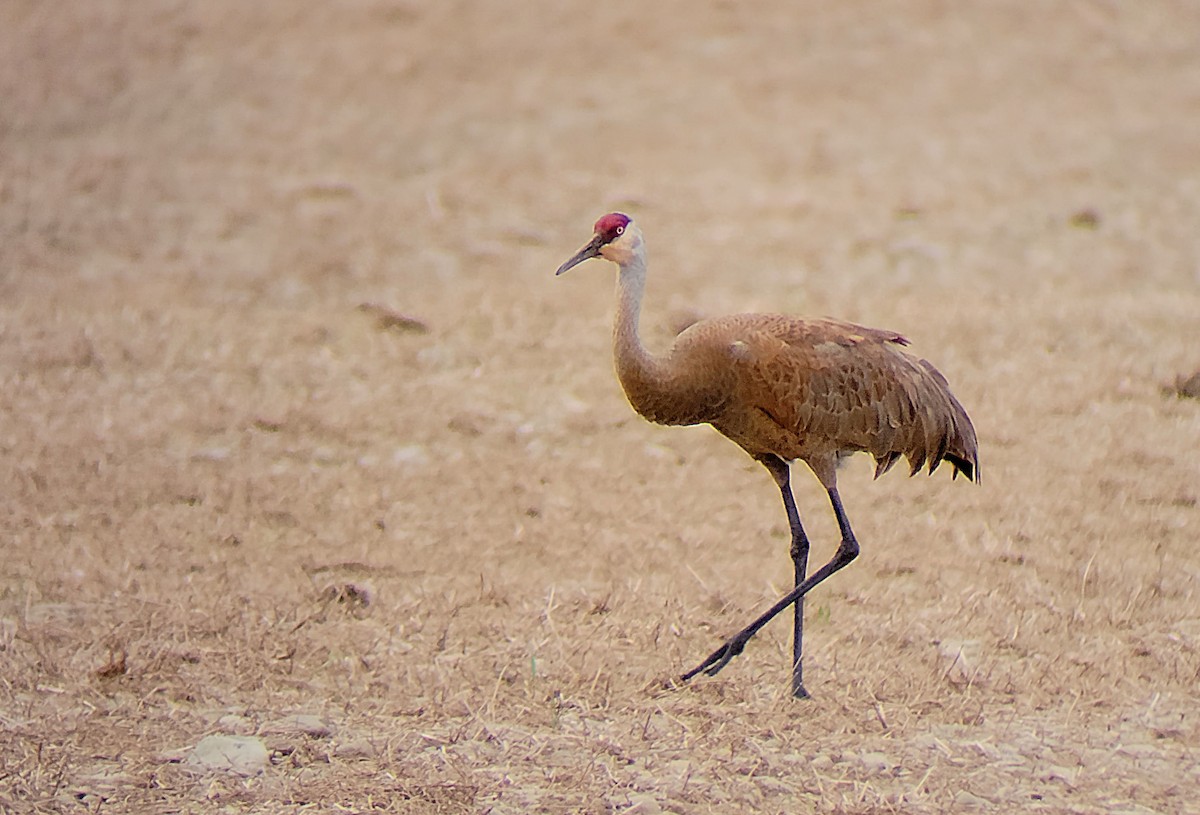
[2,2,1199,813]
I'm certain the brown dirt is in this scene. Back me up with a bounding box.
[3,2,1199,813]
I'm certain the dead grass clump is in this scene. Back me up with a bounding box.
[357,302,431,334]
[1167,369,1200,399]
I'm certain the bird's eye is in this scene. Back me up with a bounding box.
[616,226,625,235]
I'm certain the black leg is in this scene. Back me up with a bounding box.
[681,485,859,691]
[758,455,811,699]
[790,515,810,699]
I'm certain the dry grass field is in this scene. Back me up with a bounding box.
[3,2,1199,813]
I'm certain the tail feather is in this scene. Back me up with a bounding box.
[945,453,977,483]
[894,359,979,484]
[945,390,979,484]
[873,451,901,479]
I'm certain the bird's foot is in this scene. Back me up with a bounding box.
[680,634,750,683]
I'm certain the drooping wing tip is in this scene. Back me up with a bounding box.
[946,454,979,484]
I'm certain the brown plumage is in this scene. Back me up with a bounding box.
[556,212,979,698]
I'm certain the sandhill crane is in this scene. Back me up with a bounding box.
[556,212,979,699]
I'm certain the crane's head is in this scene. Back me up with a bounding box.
[555,212,641,275]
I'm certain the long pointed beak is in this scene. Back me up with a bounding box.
[555,234,604,276]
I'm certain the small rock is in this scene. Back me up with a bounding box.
[186,735,269,776]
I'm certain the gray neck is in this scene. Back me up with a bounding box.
[612,252,666,404]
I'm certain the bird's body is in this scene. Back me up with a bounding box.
[617,312,977,487]
[557,212,978,698]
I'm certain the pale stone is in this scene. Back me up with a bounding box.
[186,735,270,776]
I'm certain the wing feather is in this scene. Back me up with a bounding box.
[689,315,978,482]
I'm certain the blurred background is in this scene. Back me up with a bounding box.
[2,2,1198,812]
